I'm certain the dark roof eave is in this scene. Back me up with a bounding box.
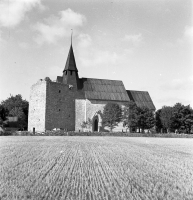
[86,98,129,102]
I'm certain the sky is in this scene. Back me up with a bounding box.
[0,0,192,110]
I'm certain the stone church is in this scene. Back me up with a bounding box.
[28,44,155,132]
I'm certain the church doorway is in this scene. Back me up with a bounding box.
[93,117,98,132]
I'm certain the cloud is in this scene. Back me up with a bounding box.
[123,33,142,46]
[76,33,119,69]
[0,30,3,42]
[177,26,193,45]
[18,42,29,49]
[157,76,193,109]
[160,77,193,91]
[77,34,92,49]
[0,0,44,28]
[184,26,193,42]
[47,65,62,81]
[0,29,6,44]
[156,96,192,108]
[33,9,86,45]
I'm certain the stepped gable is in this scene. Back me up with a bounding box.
[126,90,156,110]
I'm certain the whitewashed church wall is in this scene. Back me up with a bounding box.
[75,99,127,132]
[28,80,47,132]
[75,99,86,131]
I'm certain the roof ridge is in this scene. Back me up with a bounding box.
[81,77,123,82]
[127,89,148,92]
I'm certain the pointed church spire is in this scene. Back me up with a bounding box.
[63,40,78,72]
[63,34,79,88]
[71,29,73,46]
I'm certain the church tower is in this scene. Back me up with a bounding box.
[62,44,79,90]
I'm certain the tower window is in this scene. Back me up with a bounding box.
[59,109,61,111]
[59,90,61,93]
[70,71,72,75]
[65,71,67,75]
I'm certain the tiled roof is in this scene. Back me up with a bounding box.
[126,90,156,110]
[81,78,130,102]
[55,76,155,107]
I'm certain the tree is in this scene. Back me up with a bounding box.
[171,103,184,132]
[137,106,155,132]
[86,118,93,130]
[80,121,87,131]
[122,101,138,132]
[9,107,24,118]
[143,109,155,132]
[155,109,163,133]
[160,106,173,133]
[1,95,29,129]
[171,103,193,133]
[182,110,193,133]
[1,95,29,120]
[0,105,9,122]
[80,118,92,131]
[102,103,122,132]
[171,103,183,132]
[9,107,27,129]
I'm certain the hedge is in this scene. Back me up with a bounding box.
[1,130,193,138]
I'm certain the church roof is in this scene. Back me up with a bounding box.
[81,78,130,102]
[126,90,156,110]
[56,76,155,107]
[56,76,156,106]
[63,45,78,72]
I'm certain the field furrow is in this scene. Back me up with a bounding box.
[0,136,192,200]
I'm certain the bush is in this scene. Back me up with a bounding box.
[1,130,193,138]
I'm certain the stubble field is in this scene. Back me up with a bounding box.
[0,136,193,200]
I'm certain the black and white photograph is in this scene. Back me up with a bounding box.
[0,0,192,199]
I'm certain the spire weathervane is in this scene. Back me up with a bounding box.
[71,29,73,46]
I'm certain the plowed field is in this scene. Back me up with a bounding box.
[0,136,193,200]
